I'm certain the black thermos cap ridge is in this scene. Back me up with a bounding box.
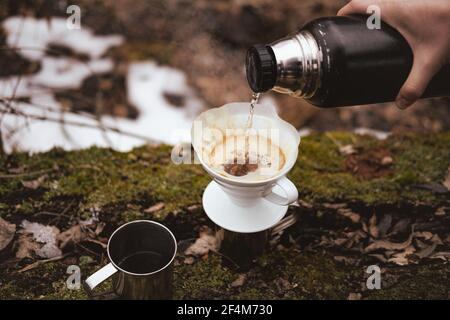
[245,45,277,93]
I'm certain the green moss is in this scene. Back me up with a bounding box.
[290,132,450,205]
[0,259,114,300]
[0,262,67,299]
[365,263,450,300]
[1,145,209,220]
[1,132,449,300]
[1,133,449,222]
[174,255,234,299]
[232,250,358,300]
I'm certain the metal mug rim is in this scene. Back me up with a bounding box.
[106,220,177,277]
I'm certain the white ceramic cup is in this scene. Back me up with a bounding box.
[192,102,300,210]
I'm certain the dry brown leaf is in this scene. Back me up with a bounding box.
[323,203,347,210]
[389,218,411,236]
[95,222,105,236]
[365,232,413,253]
[388,245,416,265]
[381,156,393,165]
[429,251,450,261]
[21,175,47,190]
[15,234,41,259]
[144,202,165,213]
[57,225,88,249]
[384,250,395,258]
[415,243,437,259]
[376,214,392,238]
[185,226,221,257]
[344,230,367,248]
[183,256,195,265]
[231,274,246,287]
[334,255,359,265]
[0,218,16,252]
[187,204,201,212]
[348,293,362,300]
[430,234,443,245]
[334,238,348,246]
[362,222,368,233]
[414,231,433,241]
[414,239,428,249]
[434,207,446,217]
[337,208,360,223]
[19,221,61,259]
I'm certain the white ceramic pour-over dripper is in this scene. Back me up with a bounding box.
[191,102,300,233]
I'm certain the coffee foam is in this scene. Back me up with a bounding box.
[191,102,301,182]
[207,132,285,181]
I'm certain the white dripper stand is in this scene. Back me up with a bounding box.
[191,102,300,266]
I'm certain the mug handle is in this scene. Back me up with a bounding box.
[83,263,118,299]
[263,176,298,206]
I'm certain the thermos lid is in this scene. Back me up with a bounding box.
[246,45,277,92]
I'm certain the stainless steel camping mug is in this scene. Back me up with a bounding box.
[84,220,177,299]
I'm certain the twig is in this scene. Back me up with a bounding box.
[34,211,72,219]
[49,199,76,225]
[0,168,56,179]
[18,253,69,273]
[0,163,104,179]
[0,104,159,144]
[76,242,102,258]
[210,249,240,270]
[85,238,107,249]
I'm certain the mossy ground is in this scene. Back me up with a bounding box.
[0,132,449,299]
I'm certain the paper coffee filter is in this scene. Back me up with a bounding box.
[191,102,300,174]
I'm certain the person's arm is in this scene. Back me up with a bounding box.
[338,0,450,109]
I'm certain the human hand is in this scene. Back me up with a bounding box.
[338,0,450,109]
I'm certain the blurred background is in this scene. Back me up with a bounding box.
[1,0,449,154]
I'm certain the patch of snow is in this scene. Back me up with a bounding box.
[21,220,61,258]
[0,58,114,99]
[32,57,114,89]
[1,17,204,153]
[3,16,122,60]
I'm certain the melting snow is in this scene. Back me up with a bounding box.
[21,220,62,259]
[3,17,122,61]
[1,17,204,153]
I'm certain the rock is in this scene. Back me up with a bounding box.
[231,274,246,287]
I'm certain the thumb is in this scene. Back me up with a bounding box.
[396,54,440,109]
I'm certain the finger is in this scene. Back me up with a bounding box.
[395,55,441,109]
[337,0,373,16]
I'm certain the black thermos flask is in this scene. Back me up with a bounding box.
[245,15,450,107]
